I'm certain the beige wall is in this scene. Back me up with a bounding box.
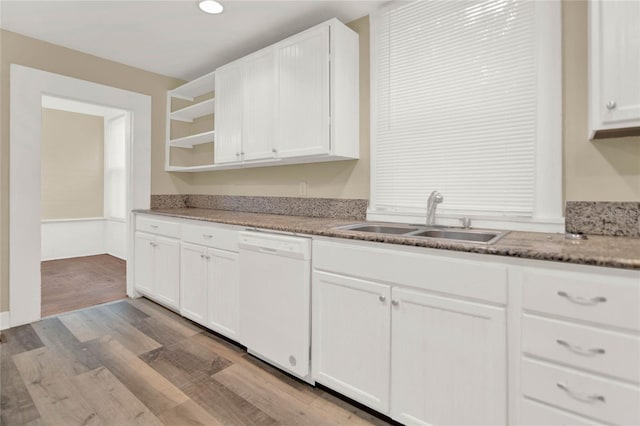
[0,29,188,311]
[191,5,640,202]
[189,16,371,199]
[2,3,639,313]
[562,1,640,201]
[41,108,104,219]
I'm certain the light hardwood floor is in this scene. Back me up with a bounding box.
[41,254,127,317]
[0,297,394,426]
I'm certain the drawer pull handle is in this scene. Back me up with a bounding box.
[557,291,607,305]
[556,339,606,356]
[556,382,606,404]
[150,225,159,229]
[202,234,213,239]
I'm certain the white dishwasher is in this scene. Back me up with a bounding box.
[238,230,312,382]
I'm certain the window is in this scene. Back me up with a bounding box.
[104,114,127,220]
[370,0,563,232]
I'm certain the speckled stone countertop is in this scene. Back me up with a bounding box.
[135,208,640,270]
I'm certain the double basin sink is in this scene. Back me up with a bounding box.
[335,222,509,245]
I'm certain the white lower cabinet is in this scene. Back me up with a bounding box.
[312,271,391,412]
[391,288,507,426]
[312,240,508,425]
[134,232,180,310]
[207,248,239,340]
[180,242,239,338]
[180,242,209,325]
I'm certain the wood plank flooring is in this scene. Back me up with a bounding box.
[1,298,394,426]
[41,255,127,317]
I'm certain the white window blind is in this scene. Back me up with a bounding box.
[373,0,541,219]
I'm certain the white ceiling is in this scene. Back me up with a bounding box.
[0,0,386,81]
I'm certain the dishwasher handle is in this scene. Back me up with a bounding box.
[238,231,311,260]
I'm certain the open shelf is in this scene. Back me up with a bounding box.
[170,71,215,101]
[170,98,215,123]
[169,131,215,149]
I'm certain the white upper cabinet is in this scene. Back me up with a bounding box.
[214,61,244,164]
[209,18,358,169]
[276,24,330,158]
[242,47,278,162]
[589,0,640,138]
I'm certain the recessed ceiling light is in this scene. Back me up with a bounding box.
[198,0,223,14]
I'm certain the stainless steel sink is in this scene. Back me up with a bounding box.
[339,224,419,235]
[407,229,505,244]
[335,222,508,244]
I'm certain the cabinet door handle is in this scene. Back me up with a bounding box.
[272,148,278,154]
[149,242,157,247]
[202,234,213,239]
[556,382,606,404]
[391,300,399,306]
[556,339,606,356]
[606,100,617,110]
[557,291,606,305]
[150,224,159,229]
[200,253,206,259]
[206,255,211,260]
[378,295,386,302]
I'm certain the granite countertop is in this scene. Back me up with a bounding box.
[135,208,640,270]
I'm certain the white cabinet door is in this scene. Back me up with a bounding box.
[134,232,155,295]
[207,248,239,340]
[390,288,507,426]
[243,48,277,162]
[180,242,208,325]
[590,0,640,134]
[312,271,391,413]
[153,236,180,310]
[215,60,243,164]
[276,25,330,158]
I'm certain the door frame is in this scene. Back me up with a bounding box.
[9,64,151,327]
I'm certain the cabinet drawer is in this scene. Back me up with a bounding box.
[313,240,507,304]
[136,215,181,238]
[520,397,602,425]
[521,358,640,425]
[522,268,640,331]
[522,315,640,383]
[182,223,238,252]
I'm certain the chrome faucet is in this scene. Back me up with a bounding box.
[426,190,443,226]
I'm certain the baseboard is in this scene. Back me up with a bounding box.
[0,311,11,330]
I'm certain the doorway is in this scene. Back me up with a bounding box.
[40,96,130,317]
[9,65,151,327]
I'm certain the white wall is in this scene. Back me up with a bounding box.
[41,218,126,261]
[105,219,127,260]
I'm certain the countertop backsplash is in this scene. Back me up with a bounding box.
[150,194,368,220]
[565,201,640,237]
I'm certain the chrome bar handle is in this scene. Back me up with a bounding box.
[556,382,606,403]
[556,339,606,356]
[557,291,607,305]
[202,234,213,239]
